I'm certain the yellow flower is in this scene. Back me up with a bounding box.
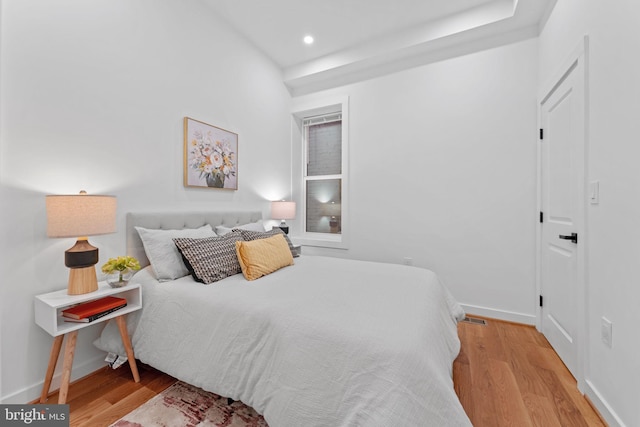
[101,256,141,274]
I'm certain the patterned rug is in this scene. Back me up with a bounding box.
[110,381,268,427]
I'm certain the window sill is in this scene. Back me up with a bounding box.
[291,233,348,250]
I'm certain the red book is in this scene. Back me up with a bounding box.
[62,296,127,320]
[63,303,127,323]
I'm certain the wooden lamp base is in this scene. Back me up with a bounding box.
[67,266,98,295]
[64,238,99,295]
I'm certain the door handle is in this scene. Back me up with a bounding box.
[558,233,578,244]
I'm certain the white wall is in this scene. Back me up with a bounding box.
[539,2,640,426]
[0,0,291,403]
[292,38,539,324]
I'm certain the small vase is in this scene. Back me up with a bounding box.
[205,172,225,188]
[106,270,133,288]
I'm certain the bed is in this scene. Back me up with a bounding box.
[96,211,471,426]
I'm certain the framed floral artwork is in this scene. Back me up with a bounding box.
[183,117,238,190]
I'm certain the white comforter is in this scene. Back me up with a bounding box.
[98,256,471,426]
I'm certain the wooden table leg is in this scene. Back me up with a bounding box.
[115,315,140,382]
[40,335,64,403]
[58,330,78,404]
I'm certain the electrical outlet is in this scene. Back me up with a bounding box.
[601,317,612,348]
[403,257,413,266]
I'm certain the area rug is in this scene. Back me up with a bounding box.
[110,381,268,427]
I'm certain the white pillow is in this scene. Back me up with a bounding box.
[135,224,216,281]
[214,221,265,236]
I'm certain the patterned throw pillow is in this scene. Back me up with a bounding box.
[237,228,299,258]
[173,232,244,284]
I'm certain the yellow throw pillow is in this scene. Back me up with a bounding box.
[235,234,294,281]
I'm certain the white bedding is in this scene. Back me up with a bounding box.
[98,255,471,426]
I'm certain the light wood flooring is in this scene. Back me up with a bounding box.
[454,316,606,427]
[39,316,606,426]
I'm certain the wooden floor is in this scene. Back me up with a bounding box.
[38,363,175,427]
[42,317,606,426]
[454,316,606,427]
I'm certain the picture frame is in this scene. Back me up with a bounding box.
[183,117,238,190]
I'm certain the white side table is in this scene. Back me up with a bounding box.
[292,244,302,257]
[34,282,142,404]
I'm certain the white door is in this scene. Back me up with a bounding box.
[539,53,586,380]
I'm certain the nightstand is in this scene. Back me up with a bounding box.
[34,282,142,404]
[292,244,302,257]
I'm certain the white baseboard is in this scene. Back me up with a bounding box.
[0,355,105,404]
[584,379,626,427]
[460,303,536,325]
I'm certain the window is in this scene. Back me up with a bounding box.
[304,114,342,234]
[292,96,348,249]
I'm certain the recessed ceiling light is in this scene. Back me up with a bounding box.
[303,35,314,45]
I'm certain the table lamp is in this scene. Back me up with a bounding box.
[271,201,296,234]
[327,201,341,229]
[46,191,117,295]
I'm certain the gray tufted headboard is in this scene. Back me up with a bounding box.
[126,210,263,268]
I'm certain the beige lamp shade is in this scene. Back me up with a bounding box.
[325,201,341,217]
[46,191,117,295]
[271,201,296,220]
[46,193,117,237]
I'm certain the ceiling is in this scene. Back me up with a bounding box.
[202,0,555,94]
